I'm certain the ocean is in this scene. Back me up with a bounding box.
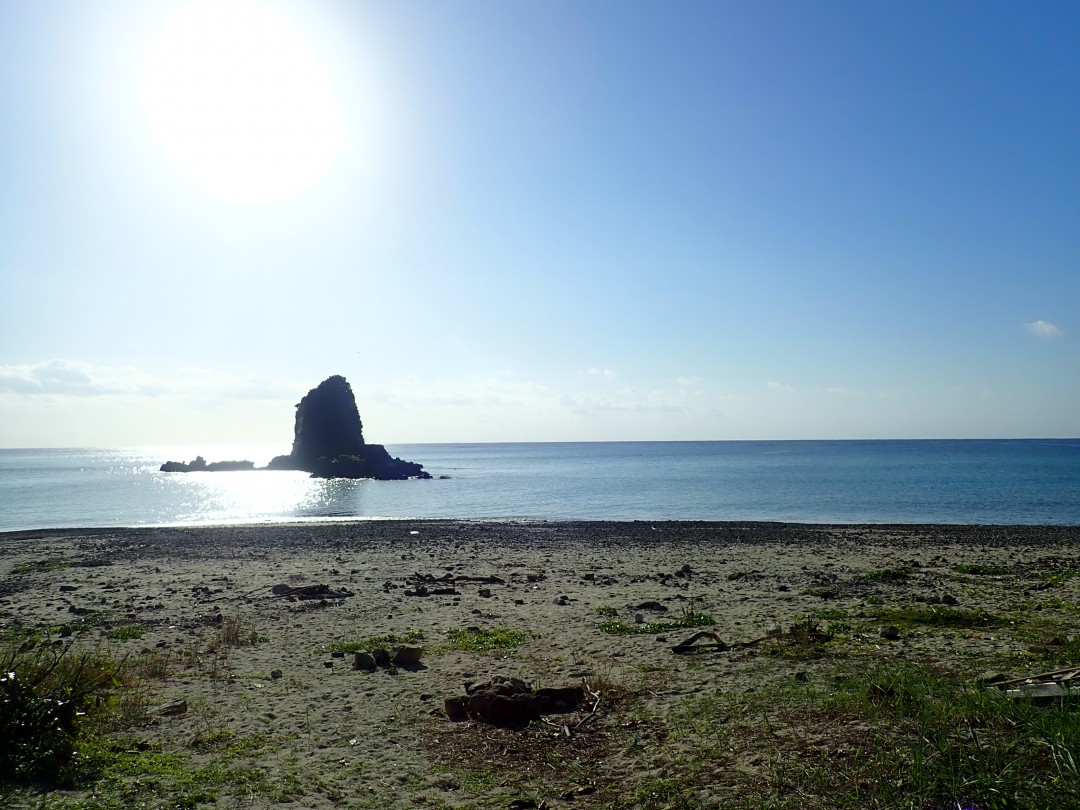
[1,440,1079,532]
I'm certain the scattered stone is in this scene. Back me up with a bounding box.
[633,601,667,612]
[331,650,346,658]
[976,671,1008,685]
[391,644,423,667]
[353,653,377,671]
[160,700,188,717]
[59,585,77,592]
[553,595,569,606]
[448,677,585,728]
[794,671,809,682]
[270,669,283,679]
[372,648,391,668]
[941,593,959,606]
[479,588,492,598]
[880,625,901,641]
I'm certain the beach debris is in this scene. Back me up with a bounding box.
[671,631,730,654]
[444,676,587,729]
[159,700,188,717]
[401,571,504,597]
[633,600,667,612]
[879,625,902,641]
[270,583,353,600]
[988,665,1080,703]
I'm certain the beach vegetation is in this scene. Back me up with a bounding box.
[858,568,909,582]
[871,606,1002,629]
[634,777,701,809]
[12,559,74,575]
[953,563,1011,576]
[664,659,1080,809]
[595,605,619,618]
[325,628,424,653]
[0,640,130,784]
[104,625,142,641]
[1037,568,1079,587]
[599,612,713,636]
[214,610,261,649]
[444,626,530,652]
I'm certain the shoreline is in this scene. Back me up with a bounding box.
[3,521,1079,807]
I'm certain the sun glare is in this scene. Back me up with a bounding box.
[141,2,346,204]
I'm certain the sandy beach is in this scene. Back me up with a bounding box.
[2,521,1079,809]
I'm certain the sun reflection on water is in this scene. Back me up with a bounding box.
[164,470,372,525]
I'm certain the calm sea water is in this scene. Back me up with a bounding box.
[1,440,1079,532]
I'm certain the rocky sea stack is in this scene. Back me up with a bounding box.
[161,376,430,480]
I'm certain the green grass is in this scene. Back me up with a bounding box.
[858,568,909,582]
[595,605,619,618]
[953,563,1011,576]
[667,659,1080,809]
[12,560,74,575]
[104,626,143,641]
[0,642,129,784]
[325,629,424,653]
[599,613,714,635]
[871,606,1002,629]
[443,627,530,651]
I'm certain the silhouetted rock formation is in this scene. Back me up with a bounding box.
[266,376,430,480]
[161,376,429,480]
[159,457,255,472]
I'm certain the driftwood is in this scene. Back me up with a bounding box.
[992,665,1080,703]
[671,631,770,655]
[270,584,352,600]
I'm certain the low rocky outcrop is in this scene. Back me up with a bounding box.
[161,375,430,480]
[159,457,255,473]
[444,676,585,728]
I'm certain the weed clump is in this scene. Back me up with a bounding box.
[0,643,125,783]
[444,627,529,651]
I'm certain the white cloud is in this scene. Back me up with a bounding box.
[676,376,701,386]
[767,380,795,392]
[1026,320,1064,338]
[584,368,617,379]
[0,359,293,400]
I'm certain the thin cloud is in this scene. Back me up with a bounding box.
[1026,320,1064,338]
[585,368,617,379]
[0,360,293,400]
[767,380,795,392]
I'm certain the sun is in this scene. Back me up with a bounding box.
[141,2,346,204]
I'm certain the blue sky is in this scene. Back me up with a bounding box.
[1,0,1077,446]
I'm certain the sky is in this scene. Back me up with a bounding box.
[1,0,1078,447]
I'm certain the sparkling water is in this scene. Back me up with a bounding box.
[1,440,1079,531]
